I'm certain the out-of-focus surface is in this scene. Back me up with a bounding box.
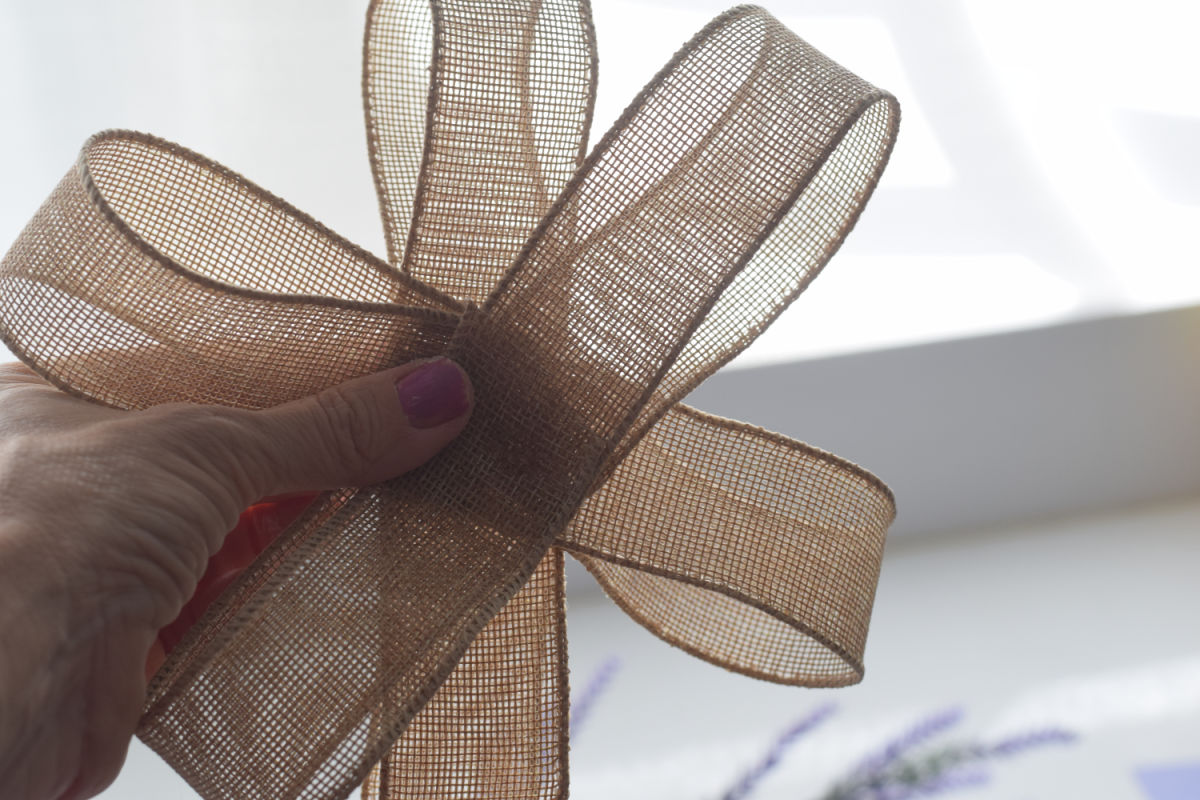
[566,497,1200,800]
[99,496,1200,798]
[688,303,1200,541]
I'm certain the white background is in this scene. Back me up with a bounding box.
[2,1,1198,798]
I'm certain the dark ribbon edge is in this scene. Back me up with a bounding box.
[561,404,896,687]
[79,129,465,315]
[469,6,900,493]
[353,9,902,791]
[570,548,867,687]
[0,129,467,410]
[0,6,902,798]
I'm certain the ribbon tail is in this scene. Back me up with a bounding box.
[560,404,895,687]
[363,550,568,800]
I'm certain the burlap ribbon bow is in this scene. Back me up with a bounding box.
[0,1,898,798]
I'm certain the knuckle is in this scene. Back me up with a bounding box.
[133,404,234,465]
[129,403,264,511]
[312,385,385,479]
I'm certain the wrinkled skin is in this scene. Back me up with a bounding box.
[0,360,471,799]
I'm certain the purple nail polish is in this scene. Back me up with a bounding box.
[395,359,470,429]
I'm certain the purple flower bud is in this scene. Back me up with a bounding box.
[851,708,965,780]
[720,703,838,800]
[569,656,622,739]
[980,728,1077,758]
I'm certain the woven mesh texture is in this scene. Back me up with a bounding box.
[0,1,899,799]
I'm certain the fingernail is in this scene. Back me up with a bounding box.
[395,359,470,429]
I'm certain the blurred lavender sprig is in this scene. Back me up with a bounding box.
[869,766,990,800]
[849,707,966,781]
[976,728,1078,759]
[820,712,1077,800]
[569,656,622,739]
[719,703,838,800]
[826,745,984,800]
[565,655,1076,800]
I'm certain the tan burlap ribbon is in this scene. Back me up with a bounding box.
[0,1,898,798]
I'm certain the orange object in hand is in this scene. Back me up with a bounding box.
[145,493,319,680]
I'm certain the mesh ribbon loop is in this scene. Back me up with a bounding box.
[0,2,898,798]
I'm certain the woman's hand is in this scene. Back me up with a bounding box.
[0,358,471,800]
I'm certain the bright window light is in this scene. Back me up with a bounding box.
[733,254,1081,367]
[594,0,1200,365]
[1,1,1196,366]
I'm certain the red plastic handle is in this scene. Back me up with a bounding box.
[145,493,319,679]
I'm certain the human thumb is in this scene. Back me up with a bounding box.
[233,358,472,498]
